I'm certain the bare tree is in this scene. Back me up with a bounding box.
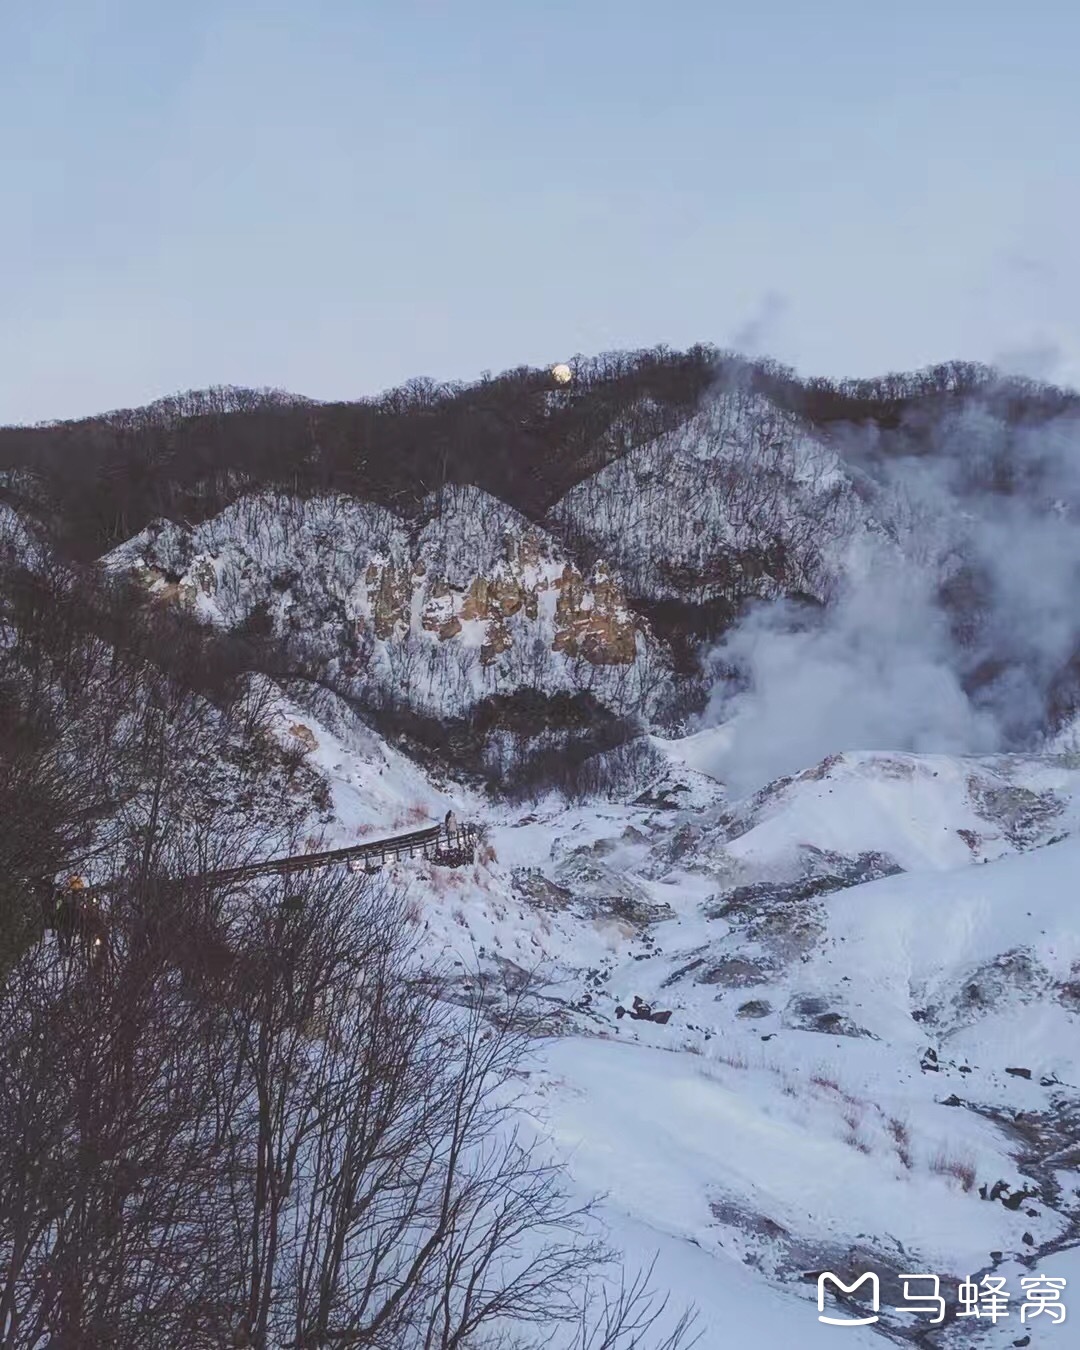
[198,870,619,1349]
[0,874,242,1348]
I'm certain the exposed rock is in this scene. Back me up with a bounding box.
[967,775,1066,848]
[935,948,1053,1035]
[1056,978,1080,1010]
[599,895,675,927]
[189,555,218,597]
[783,994,873,1038]
[363,560,414,640]
[708,1191,927,1322]
[796,752,844,782]
[699,958,771,988]
[552,561,638,665]
[552,855,670,927]
[661,955,707,987]
[511,868,575,911]
[420,577,463,639]
[515,863,673,930]
[705,851,903,920]
[115,488,661,718]
[661,822,704,863]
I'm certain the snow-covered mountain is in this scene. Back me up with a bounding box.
[548,385,852,608]
[106,484,669,720]
[9,349,1080,1346]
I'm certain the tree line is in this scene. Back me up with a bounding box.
[6,343,1071,566]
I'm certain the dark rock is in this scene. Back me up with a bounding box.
[967,777,1065,849]
[1056,979,1080,1009]
[783,994,874,1038]
[705,850,903,921]
[737,999,772,1019]
[602,895,677,927]
[661,956,706,987]
[1002,1187,1037,1211]
[617,996,674,1025]
[1006,1066,1032,1080]
[511,868,575,911]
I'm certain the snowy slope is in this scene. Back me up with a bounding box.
[525,835,1080,1348]
[547,386,853,605]
[278,702,1080,1347]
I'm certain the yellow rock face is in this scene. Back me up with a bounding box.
[362,562,414,640]
[552,562,638,665]
[459,574,527,624]
[137,566,196,610]
[359,537,640,667]
[135,525,643,672]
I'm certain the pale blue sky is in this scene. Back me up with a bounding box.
[3,0,1079,423]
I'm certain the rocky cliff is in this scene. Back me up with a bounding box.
[107,484,668,719]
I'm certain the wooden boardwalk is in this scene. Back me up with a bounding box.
[64,822,481,904]
[197,821,480,887]
[44,822,481,964]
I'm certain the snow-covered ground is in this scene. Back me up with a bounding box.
[278,698,1080,1346]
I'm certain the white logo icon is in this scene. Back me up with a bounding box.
[818,1272,880,1326]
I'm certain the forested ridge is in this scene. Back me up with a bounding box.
[4,345,1074,561]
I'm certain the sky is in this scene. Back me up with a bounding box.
[3,0,1080,424]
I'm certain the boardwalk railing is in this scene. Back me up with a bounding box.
[59,822,481,907]
[44,823,482,965]
[198,822,480,888]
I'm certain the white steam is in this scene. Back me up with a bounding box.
[702,398,1080,796]
[706,539,998,796]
